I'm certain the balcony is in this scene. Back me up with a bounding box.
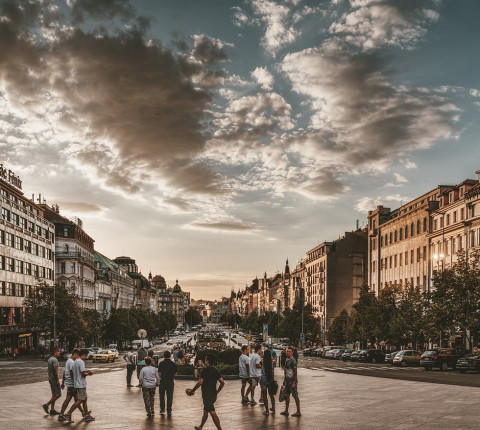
[56,251,82,258]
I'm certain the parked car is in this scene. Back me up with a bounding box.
[303,348,313,357]
[392,350,422,367]
[384,351,399,364]
[333,349,346,360]
[86,348,95,360]
[420,348,460,371]
[456,354,480,373]
[92,349,116,363]
[358,349,385,363]
[109,348,119,359]
[321,346,343,358]
[311,348,323,357]
[325,349,340,359]
[342,349,355,361]
[350,350,364,362]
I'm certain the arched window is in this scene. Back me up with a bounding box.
[405,225,409,239]
[423,217,427,232]
[410,223,414,236]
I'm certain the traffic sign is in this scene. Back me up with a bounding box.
[300,332,305,342]
[263,324,268,333]
[137,329,147,339]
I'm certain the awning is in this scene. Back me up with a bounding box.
[18,333,32,338]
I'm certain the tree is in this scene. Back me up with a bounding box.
[185,308,202,327]
[327,310,349,345]
[427,251,480,350]
[22,283,85,348]
[82,308,105,346]
[278,298,319,344]
[348,285,380,348]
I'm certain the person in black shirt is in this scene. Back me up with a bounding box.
[187,354,225,430]
[157,350,178,415]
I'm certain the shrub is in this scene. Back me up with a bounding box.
[216,363,239,375]
[218,348,242,365]
[177,364,195,376]
[195,349,219,365]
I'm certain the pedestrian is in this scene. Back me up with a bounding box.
[13,346,19,359]
[270,346,277,367]
[172,346,179,364]
[238,345,251,404]
[136,345,148,387]
[139,356,160,417]
[63,348,95,423]
[58,348,85,421]
[178,346,185,365]
[186,353,225,430]
[260,348,277,415]
[195,359,205,380]
[248,344,262,405]
[280,346,301,417]
[124,346,136,387]
[42,347,62,416]
[158,350,178,415]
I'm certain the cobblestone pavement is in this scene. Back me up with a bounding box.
[2,366,480,429]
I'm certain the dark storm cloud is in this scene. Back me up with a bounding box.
[70,0,134,23]
[0,1,229,196]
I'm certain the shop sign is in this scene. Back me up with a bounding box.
[0,164,22,190]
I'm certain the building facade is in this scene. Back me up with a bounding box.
[0,168,55,353]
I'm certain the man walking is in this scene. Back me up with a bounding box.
[187,354,225,430]
[248,344,262,405]
[280,346,301,417]
[64,348,95,423]
[157,350,178,415]
[124,346,136,387]
[136,345,148,387]
[58,348,84,421]
[42,347,62,415]
[238,345,251,404]
[139,356,160,417]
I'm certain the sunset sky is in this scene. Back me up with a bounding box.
[1,0,479,300]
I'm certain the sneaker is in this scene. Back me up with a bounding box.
[160,410,165,415]
[241,398,249,404]
[249,400,257,406]
[64,414,74,423]
[259,398,264,403]
[82,410,92,418]
[50,409,60,416]
[58,415,66,421]
[42,404,49,414]
[84,415,95,422]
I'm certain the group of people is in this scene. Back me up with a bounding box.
[239,344,301,417]
[42,347,95,423]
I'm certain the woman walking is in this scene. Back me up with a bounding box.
[260,349,276,415]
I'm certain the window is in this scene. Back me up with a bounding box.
[25,262,31,275]
[33,264,39,277]
[405,251,408,265]
[63,227,69,237]
[405,226,409,239]
[0,281,4,295]
[411,250,414,263]
[389,232,393,244]
[20,217,27,230]
[2,208,10,222]
[446,214,450,226]
[15,236,22,251]
[394,230,398,242]
[6,257,14,272]
[36,225,42,236]
[399,253,403,266]
[417,220,421,234]
[1,189,8,199]
[15,261,23,274]
[417,248,421,262]
[12,213,19,226]
[0,256,4,270]
[0,230,4,245]
[399,228,403,240]
[461,208,465,220]
[60,262,65,273]
[423,246,427,261]
[434,219,438,231]
[411,223,414,236]
[453,211,457,223]
[394,255,397,267]
[6,233,14,247]
[423,217,427,232]
[24,240,31,253]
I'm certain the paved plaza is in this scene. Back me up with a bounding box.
[1,367,479,429]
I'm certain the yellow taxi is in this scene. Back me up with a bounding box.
[92,349,116,363]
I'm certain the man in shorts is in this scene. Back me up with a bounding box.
[187,354,225,430]
[64,349,95,423]
[58,348,85,421]
[124,346,136,387]
[42,347,62,415]
[248,344,262,405]
[280,346,301,417]
[238,345,251,404]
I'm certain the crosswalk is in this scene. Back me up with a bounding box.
[308,365,423,372]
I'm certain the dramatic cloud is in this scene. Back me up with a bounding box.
[281,39,457,167]
[251,67,274,90]
[190,221,257,232]
[56,201,105,213]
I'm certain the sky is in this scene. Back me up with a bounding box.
[0,0,479,300]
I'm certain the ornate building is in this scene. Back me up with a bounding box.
[0,167,55,353]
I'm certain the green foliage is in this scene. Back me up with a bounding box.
[194,349,219,365]
[278,298,319,344]
[185,308,202,327]
[327,309,349,345]
[177,364,195,375]
[220,312,243,328]
[82,308,105,346]
[217,348,242,365]
[216,363,239,375]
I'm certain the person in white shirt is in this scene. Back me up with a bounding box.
[58,349,84,421]
[64,349,94,423]
[248,344,263,405]
[139,357,160,417]
[238,345,251,404]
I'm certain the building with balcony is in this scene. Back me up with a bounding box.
[0,168,55,353]
[41,205,96,309]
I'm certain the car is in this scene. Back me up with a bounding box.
[358,349,385,363]
[392,350,422,367]
[311,348,323,357]
[350,350,365,362]
[325,349,340,359]
[456,354,480,373]
[384,351,399,364]
[333,349,346,360]
[109,348,119,359]
[303,348,313,357]
[420,348,460,371]
[321,346,343,358]
[92,349,116,363]
[342,349,355,361]
[166,341,173,345]
[87,348,95,360]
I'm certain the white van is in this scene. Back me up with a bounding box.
[131,339,149,348]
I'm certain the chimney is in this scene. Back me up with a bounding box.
[476,170,480,181]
